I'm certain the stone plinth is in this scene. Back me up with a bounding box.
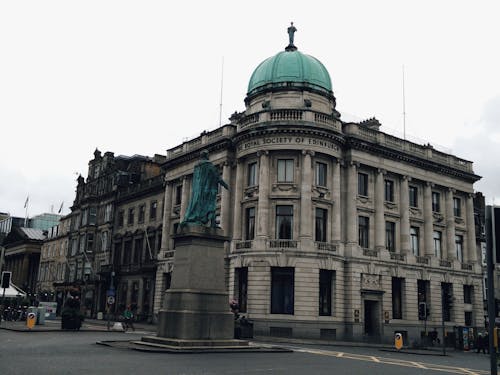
[157,226,234,341]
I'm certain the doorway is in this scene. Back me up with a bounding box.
[364,299,380,340]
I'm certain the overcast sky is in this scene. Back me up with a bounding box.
[1,0,499,218]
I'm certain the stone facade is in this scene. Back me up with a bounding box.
[37,215,71,310]
[154,44,482,344]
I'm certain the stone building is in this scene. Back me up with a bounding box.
[66,149,165,317]
[111,170,164,321]
[37,215,71,312]
[2,227,46,301]
[154,33,483,343]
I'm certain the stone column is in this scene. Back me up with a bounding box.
[400,176,410,254]
[332,159,341,243]
[375,169,385,251]
[300,150,313,240]
[160,180,173,252]
[423,182,434,257]
[346,162,358,244]
[256,151,270,239]
[445,188,456,260]
[232,159,244,241]
[180,175,191,221]
[221,161,232,236]
[466,194,477,262]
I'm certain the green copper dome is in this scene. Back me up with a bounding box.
[247,50,332,96]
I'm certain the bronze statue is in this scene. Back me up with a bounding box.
[180,150,229,228]
[287,22,297,46]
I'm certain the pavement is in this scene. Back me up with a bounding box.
[0,316,461,356]
[0,316,157,333]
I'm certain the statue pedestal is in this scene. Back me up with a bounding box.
[153,226,243,346]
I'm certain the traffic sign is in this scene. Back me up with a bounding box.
[107,296,115,305]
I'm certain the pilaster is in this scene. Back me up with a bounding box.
[423,182,434,257]
[232,159,244,241]
[256,151,270,239]
[445,188,456,260]
[375,169,385,251]
[300,150,313,240]
[400,176,410,254]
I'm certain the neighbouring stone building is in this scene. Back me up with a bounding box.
[65,149,165,317]
[111,169,164,321]
[2,227,46,301]
[37,215,71,313]
[153,31,483,344]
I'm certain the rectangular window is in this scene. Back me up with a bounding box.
[277,159,294,182]
[432,192,440,212]
[385,221,396,252]
[276,205,293,240]
[128,207,135,225]
[465,311,472,327]
[410,226,420,256]
[433,231,442,258]
[245,207,256,240]
[134,238,143,264]
[79,234,86,253]
[89,207,97,225]
[358,173,368,196]
[81,209,88,226]
[123,241,132,265]
[271,267,294,314]
[235,267,248,313]
[138,204,145,223]
[384,180,394,202]
[453,197,461,217]
[105,204,113,222]
[441,282,453,322]
[150,201,157,221]
[247,162,257,186]
[455,234,464,262]
[315,162,327,187]
[358,216,369,248]
[418,279,430,320]
[86,233,94,252]
[392,277,403,319]
[101,231,108,252]
[319,270,334,316]
[463,285,473,304]
[175,185,182,205]
[409,186,418,207]
[117,210,124,227]
[315,208,328,242]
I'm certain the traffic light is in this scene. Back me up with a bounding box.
[418,302,427,320]
[443,291,454,310]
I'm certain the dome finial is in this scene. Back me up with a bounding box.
[286,22,297,51]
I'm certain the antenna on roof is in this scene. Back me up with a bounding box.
[402,64,406,140]
[219,56,224,127]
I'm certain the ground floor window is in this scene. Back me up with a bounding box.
[392,277,404,319]
[235,267,248,313]
[271,267,294,314]
[319,269,334,316]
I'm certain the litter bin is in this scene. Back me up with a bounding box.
[37,307,46,325]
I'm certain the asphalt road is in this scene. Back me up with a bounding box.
[0,330,494,375]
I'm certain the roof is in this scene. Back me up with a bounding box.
[247,49,332,96]
[18,227,46,240]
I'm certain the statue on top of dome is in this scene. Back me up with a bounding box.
[287,22,297,47]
